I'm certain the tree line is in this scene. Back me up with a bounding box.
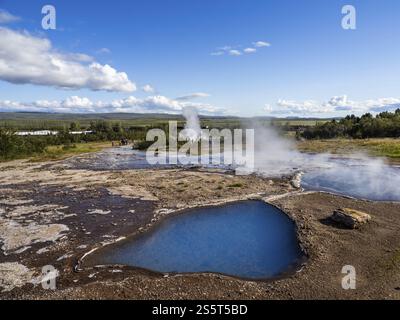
[0,120,160,161]
[300,109,400,139]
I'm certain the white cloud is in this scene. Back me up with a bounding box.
[264,104,273,112]
[96,48,111,54]
[0,10,20,24]
[0,95,223,115]
[244,48,257,54]
[63,96,94,109]
[274,99,329,114]
[211,40,270,56]
[175,92,210,101]
[228,49,242,56]
[0,27,136,92]
[253,41,271,48]
[324,95,400,113]
[66,53,94,63]
[142,84,155,93]
[265,95,400,116]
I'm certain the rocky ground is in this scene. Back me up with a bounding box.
[0,152,400,300]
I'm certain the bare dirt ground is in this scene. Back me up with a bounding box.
[1,153,400,300]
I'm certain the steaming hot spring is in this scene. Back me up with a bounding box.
[68,136,400,203]
[67,108,400,202]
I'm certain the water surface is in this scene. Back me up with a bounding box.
[301,157,400,201]
[68,146,229,170]
[68,147,400,201]
[90,201,305,279]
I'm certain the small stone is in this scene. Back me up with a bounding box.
[331,208,371,229]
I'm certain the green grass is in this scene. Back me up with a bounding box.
[364,140,400,158]
[29,142,111,162]
[297,138,400,161]
[227,183,244,188]
[0,112,331,131]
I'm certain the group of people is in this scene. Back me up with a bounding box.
[112,138,129,147]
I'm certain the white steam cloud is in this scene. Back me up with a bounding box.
[243,122,400,201]
[181,106,202,141]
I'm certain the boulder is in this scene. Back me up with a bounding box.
[331,208,371,229]
[291,171,304,189]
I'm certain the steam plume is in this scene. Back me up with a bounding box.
[181,106,202,141]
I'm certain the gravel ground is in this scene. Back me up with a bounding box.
[1,155,400,300]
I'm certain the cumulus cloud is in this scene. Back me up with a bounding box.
[274,99,330,114]
[142,84,155,93]
[0,10,20,24]
[0,95,223,115]
[253,41,271,48]
[244,48,257,54]
[265,95,400,116]
[228,49,242,56]
[175,92,210,101]
[0,27,136,92]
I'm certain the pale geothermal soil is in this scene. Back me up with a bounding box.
[0,155,400,299]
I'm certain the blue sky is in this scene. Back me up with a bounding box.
[0,0,399,117]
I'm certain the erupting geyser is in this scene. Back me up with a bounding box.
[181,106,202,141]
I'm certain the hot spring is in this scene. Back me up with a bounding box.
[294,155,400,202]
[67,143,400,202]
[85,201,306,280]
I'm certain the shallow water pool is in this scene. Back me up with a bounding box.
[88,201,305,279]
[301,157,400,201]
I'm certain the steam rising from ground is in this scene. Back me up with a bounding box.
[248,122,400,201]
[302,156,400,201]
[181,107,202,141]
[179,110,400,201]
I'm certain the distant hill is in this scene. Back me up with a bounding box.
[0,112,336,121]
[0,112,185,121]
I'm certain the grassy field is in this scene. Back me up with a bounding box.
[297,138,400,161]
[0,112,328,130]
[2,113,399,163]
[29,142,111,162]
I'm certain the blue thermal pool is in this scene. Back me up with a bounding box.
[88,201,305,280]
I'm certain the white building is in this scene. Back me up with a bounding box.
[16,130,59,136]
[15,130,93,136]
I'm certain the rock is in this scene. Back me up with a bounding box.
[57,253,74,261]
[36,247,50,254]
[331,208,371,229]
[291,171,304,189]
[86,209,111,215]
